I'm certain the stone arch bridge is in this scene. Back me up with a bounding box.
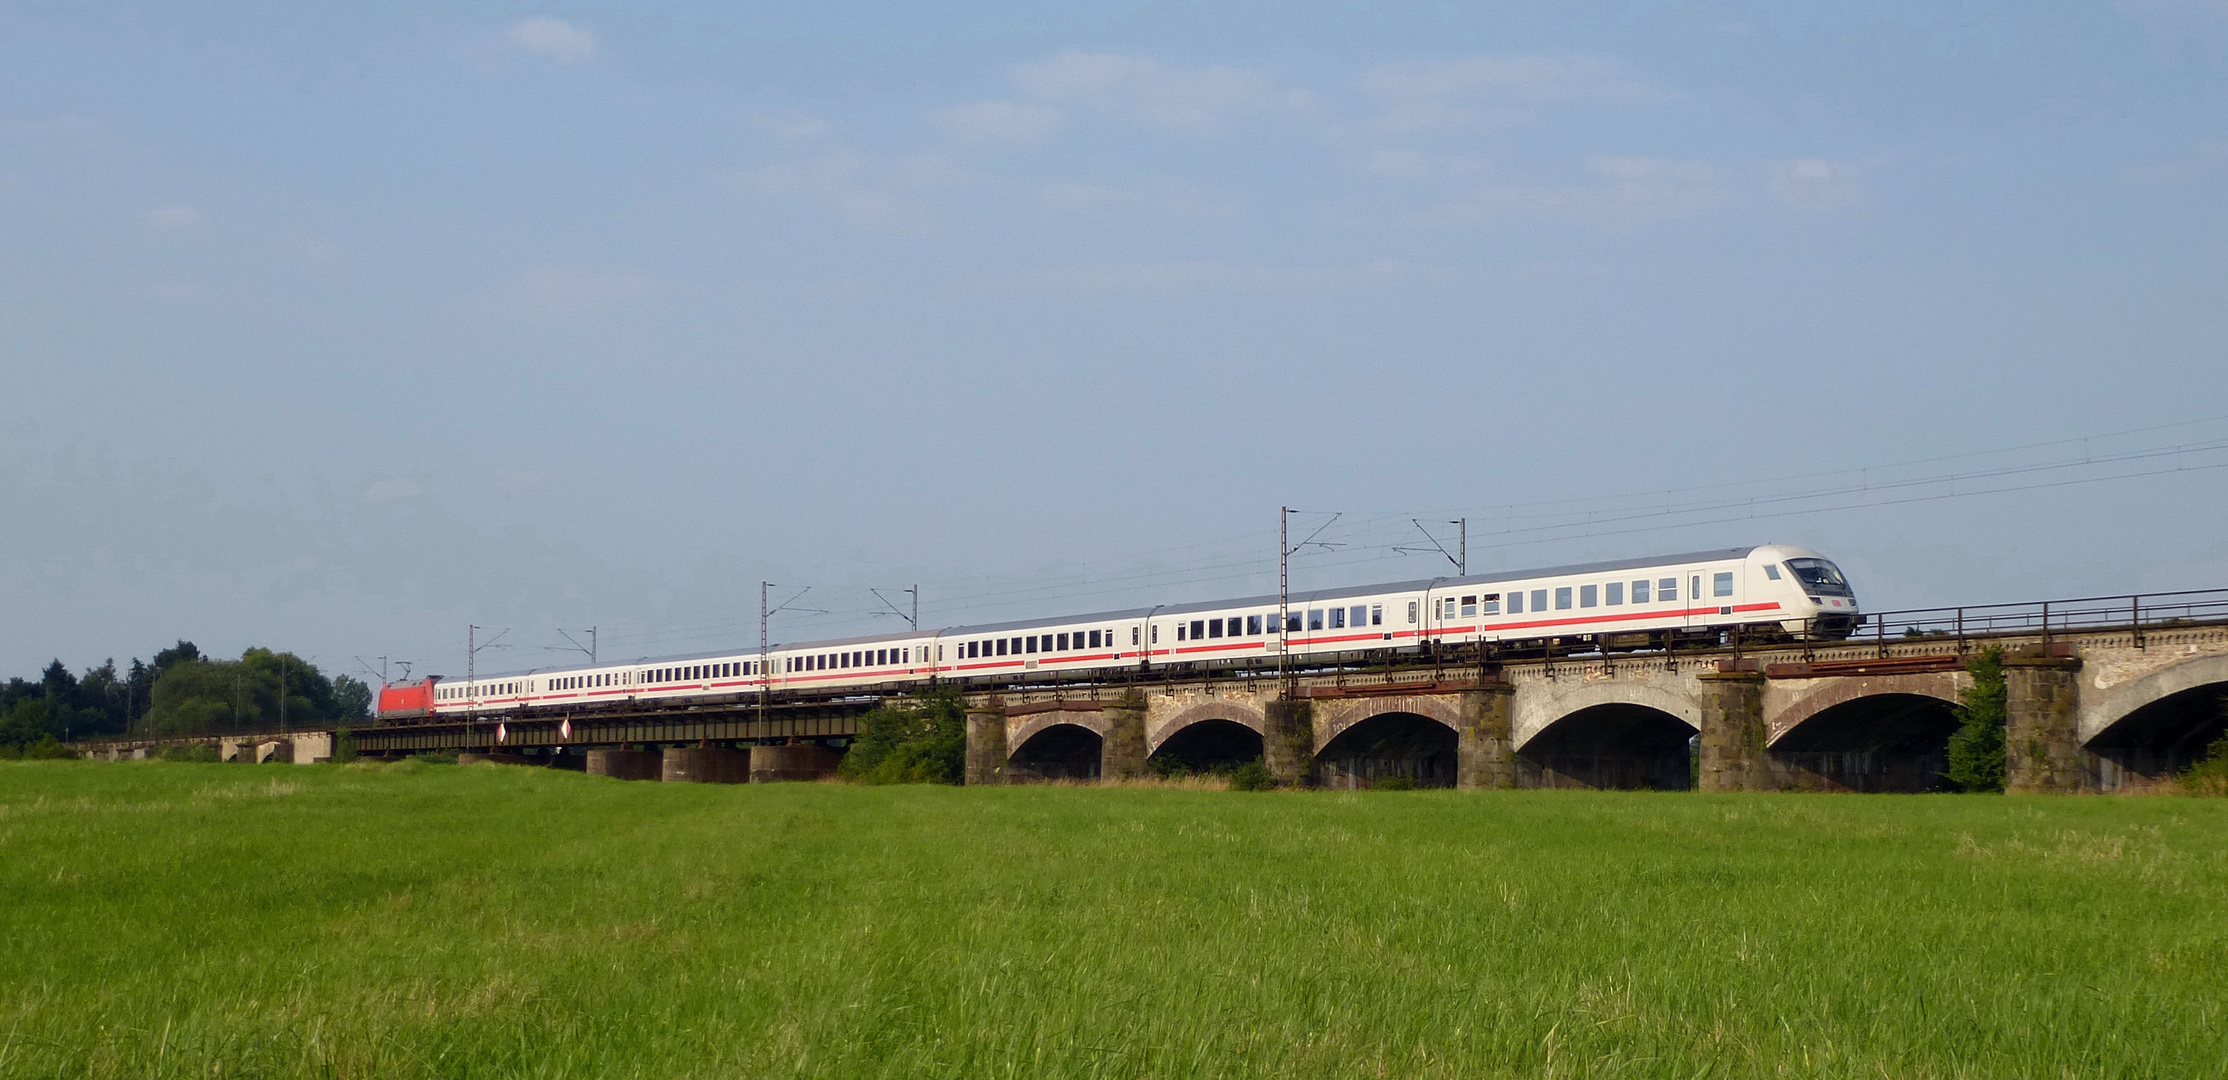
[967,624,2228,793]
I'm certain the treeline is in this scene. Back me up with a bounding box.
[0,641,372,756]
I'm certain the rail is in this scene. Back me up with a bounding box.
[1853,587,2228,655]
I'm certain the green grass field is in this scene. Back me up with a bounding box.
[2,761,2224,1079]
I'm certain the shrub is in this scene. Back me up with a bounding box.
[1945,647,2007,793]
[331,725,359,764]
[1226,759,1275,791]
[159,744,219,763]
[2179,732,2228,797]
[1372,775,1417,792]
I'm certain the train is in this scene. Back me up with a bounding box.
[375,543,1859,719]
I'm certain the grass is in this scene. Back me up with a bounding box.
[2,761,2225,1079]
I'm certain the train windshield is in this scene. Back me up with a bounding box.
[1784,558,1851,597]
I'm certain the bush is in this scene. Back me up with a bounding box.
[1945,647,2007,793]
[159,744,219,763]
[331,725,359,764]
[2179,733,2228,797]
[838,689,966,785]
[1372,775,1417,792]
[1226,759,1275,791]
[0,736,77,761]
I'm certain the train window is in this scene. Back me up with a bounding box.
[1325,608,1341,629]
[1460,596,1477,617]
[1307,609,1323,630]
[1175,623,1187,641]
[1090,630,1103,648]
[1207,619,1223,639]
[1480,596,1497,615]
[1371,604,1383,625]
[1555,587,1572,610]
[1151,625,1159,643]
[1021,636,1034,654]
[1531,589,1548,612]
[1764,564,1782,581]
[1350,605,1367,627]
[1056,632,1069,650]
[1659,577,1677,601]
[1246,615,1262,635]
[1509,591,1524,614]
[1714,572,1734,597]
[1580,585,1597,608]
[1227,617,1241,637]
[1013,637,1024,654]
[1631,579,1648,603]
[1131,627,1140,645]
[1691,575,1703,601]
[1606,582,1623,605]
[990,639,1003,657]
[1184,620,1200,640]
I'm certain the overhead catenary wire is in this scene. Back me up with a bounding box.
[536,418,2228,659]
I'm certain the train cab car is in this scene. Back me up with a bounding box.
[1750,544,1861,636]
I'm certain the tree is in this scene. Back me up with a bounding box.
[0,697,58,751]
[1946,647,2007,793]
[836,688,968,784]
[144,648,343,735]
[332,675,374,721]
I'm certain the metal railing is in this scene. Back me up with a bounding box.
[1855,588,2228,655]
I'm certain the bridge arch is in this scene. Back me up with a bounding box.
[1008,720,1105,781]
[1512,678,1701,751]
[1008,709,1113,752]
[1312,706,1459,789]
[1518,702,1694,790]
[1146,701,1264,754]
[1768,680,1960,792]
[2084,652,2228,791]
[1312,694,1464,750]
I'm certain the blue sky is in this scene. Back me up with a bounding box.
[4,2,2225,680]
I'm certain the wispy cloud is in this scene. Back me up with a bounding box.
[145,205,203,229]
[1357,56,1661,133]
[500,263,659,320]
[738,152,975,232]
[937,100,1065,145]
[1769,158,1860,210]
[959,258,1408,297]
[759,113,834,142]
[504,17,598,63]
[362,478,422,503]
[1010,51,1309,135]
[1035,177,1237,219]
[1429,156,1726,229]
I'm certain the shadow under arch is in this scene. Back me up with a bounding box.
[2087,683,2228,793]
[1518,703,1693,790]
[1313,711,1457,789]
[1009,722,1103,781]
[1769,692,1959,792]
[1149,718,1264,775]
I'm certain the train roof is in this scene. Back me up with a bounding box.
[455,545,1773,677]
